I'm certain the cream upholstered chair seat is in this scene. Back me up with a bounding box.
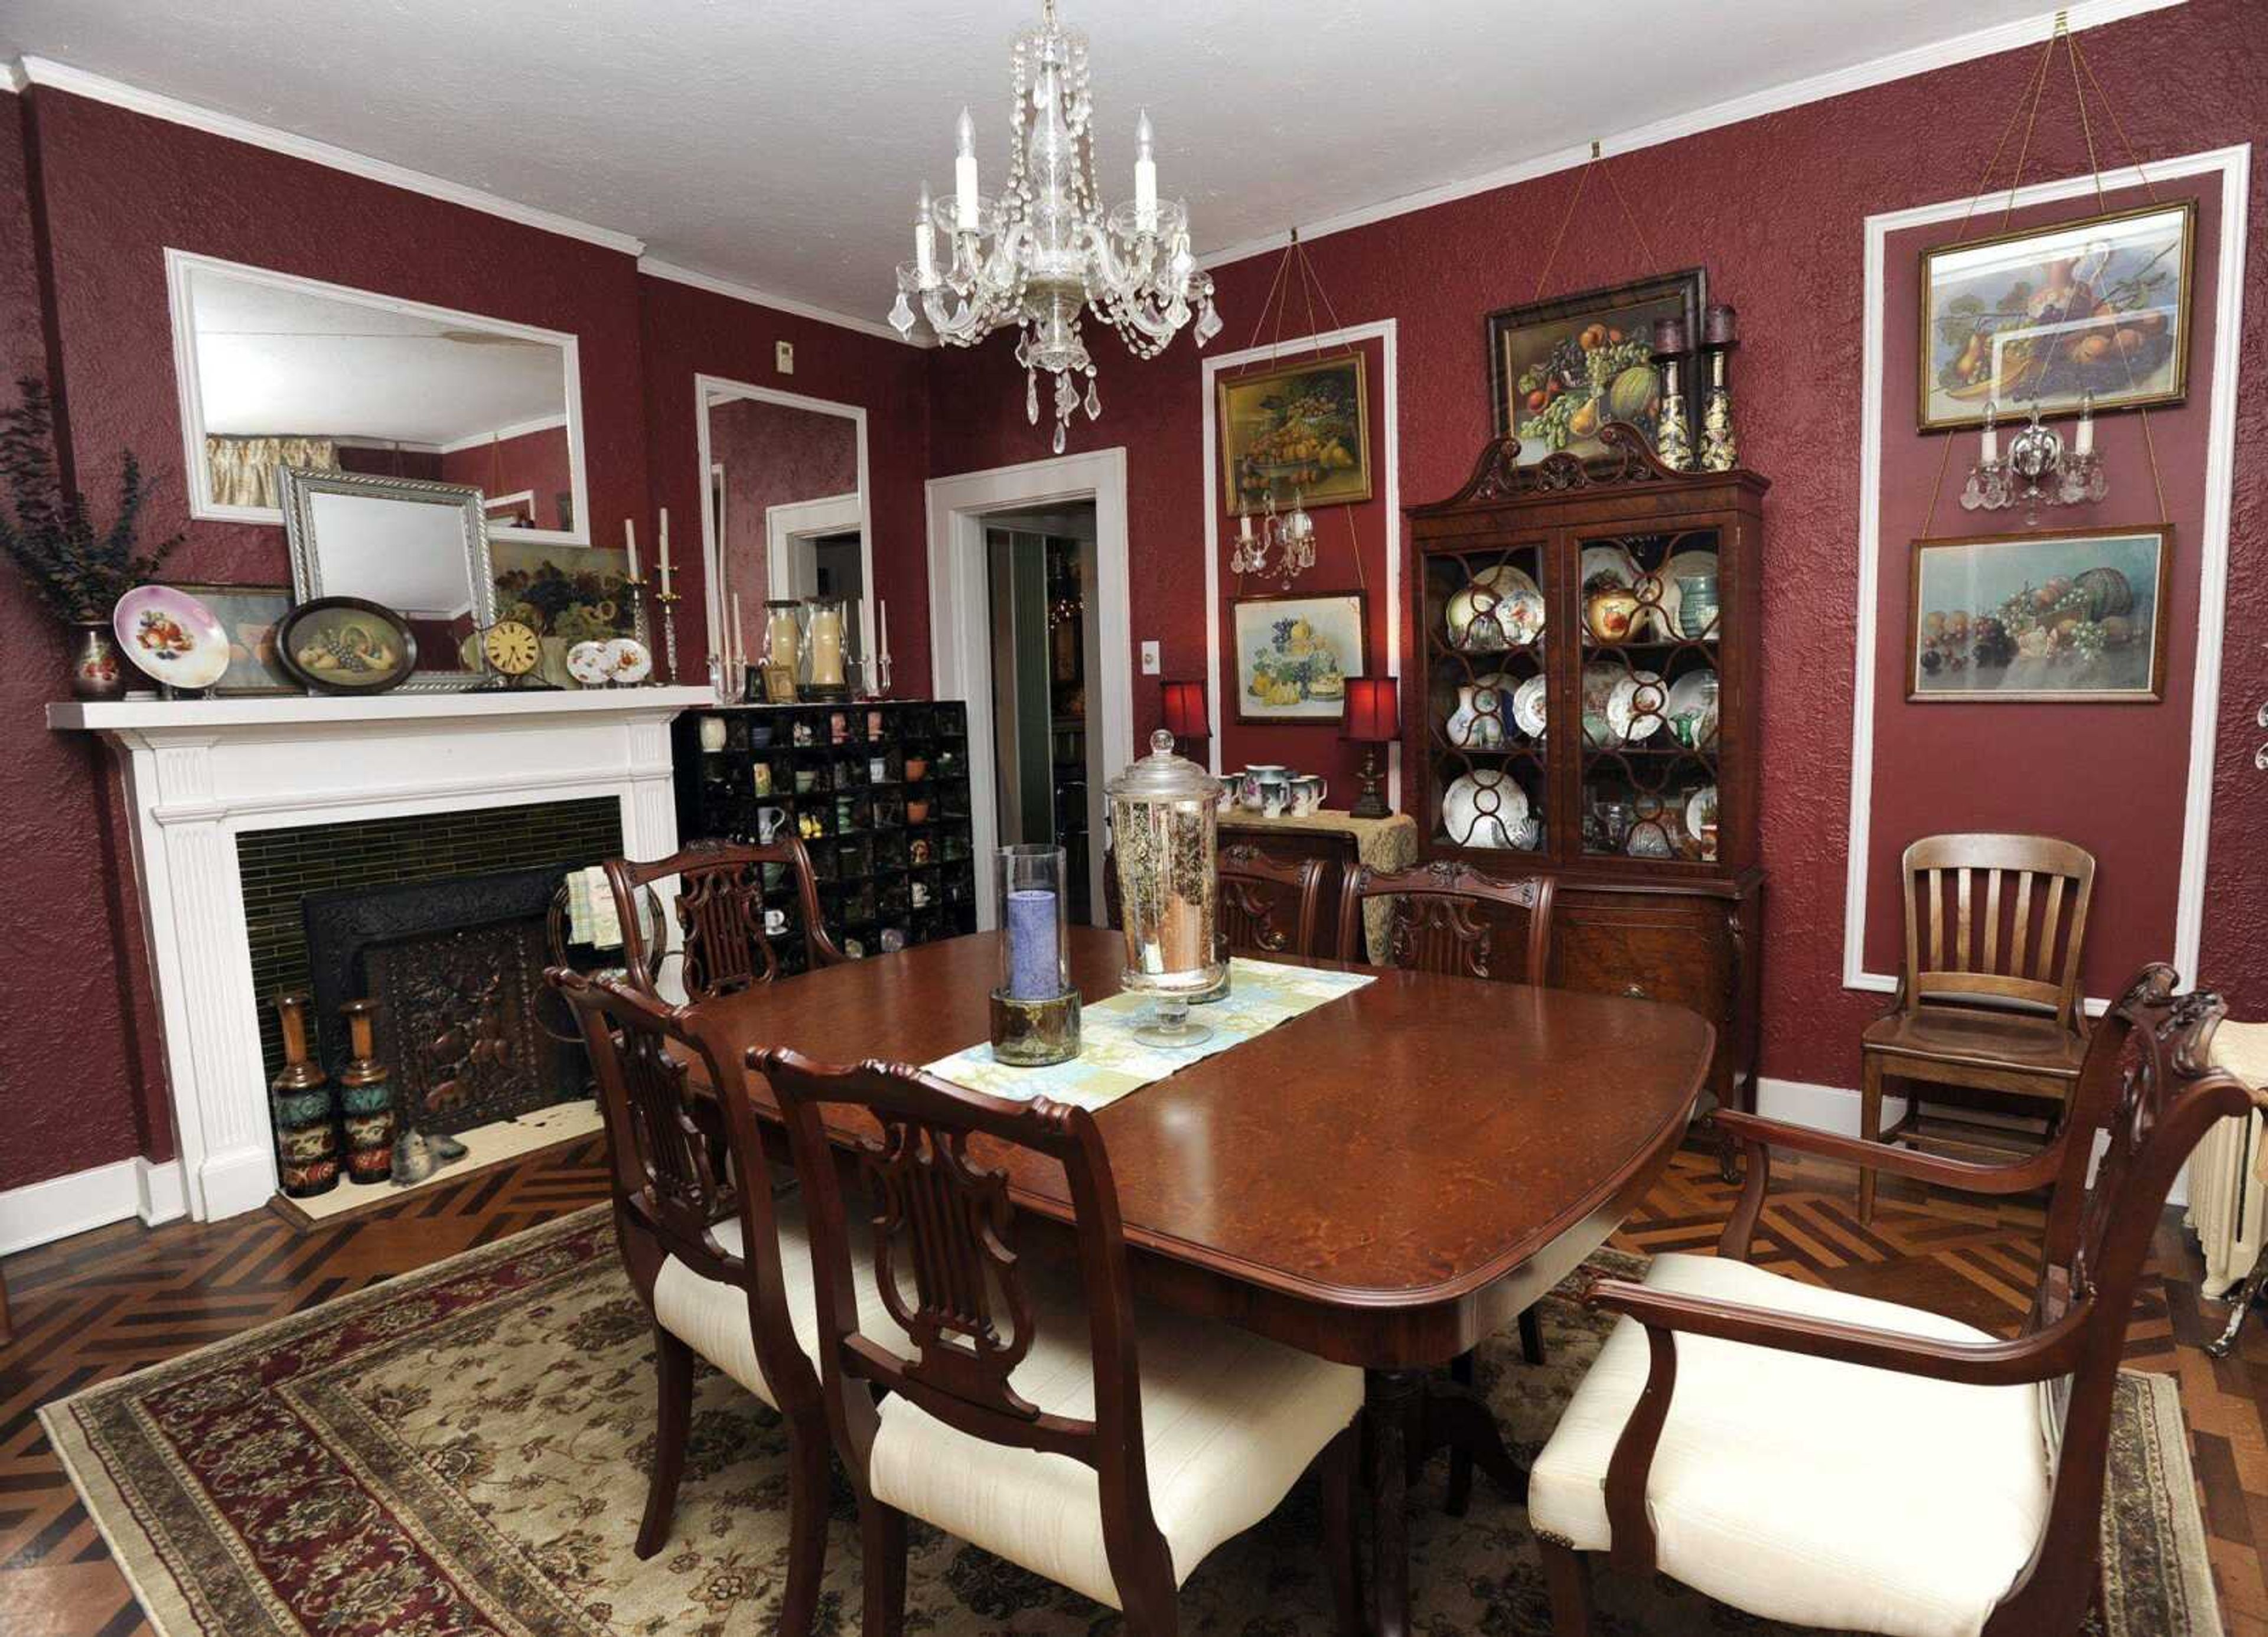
[651,1189,906,1409]
[868,1270,1363,1611]
[1529,1252,2051,1637]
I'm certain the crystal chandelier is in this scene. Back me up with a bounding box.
[1229,490,1317,585]
[1962,393,2109,523]
[887,0,1221,451]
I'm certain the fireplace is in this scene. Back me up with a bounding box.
[48,687,706,1221]
[305,865,579,1137]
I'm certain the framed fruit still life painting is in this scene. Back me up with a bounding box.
[1487,268,1704,465]
[1218,356,1370,516]
[1918,200,2194,432]
[1233,591,1368,724]
[174,582,296,696]
[1907,524,2170,702]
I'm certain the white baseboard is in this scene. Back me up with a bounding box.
[0,1156,188,1256]
[1748,1076,2187,1209]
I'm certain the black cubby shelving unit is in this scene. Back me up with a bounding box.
[672,700,979,969]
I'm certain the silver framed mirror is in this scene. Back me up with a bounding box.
[278,467,496,692]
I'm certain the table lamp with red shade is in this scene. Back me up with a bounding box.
[1160,678,1210,755]
[1341,675,1399,819]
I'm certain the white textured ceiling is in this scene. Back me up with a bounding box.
[2,0,2147,331]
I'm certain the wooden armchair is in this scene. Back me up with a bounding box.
[1530,964,2256,1636]
[1335,858,1555,983]
[1860,833,2096,1222]
[1218,842,1326,958]
[758,1048,1365,1636]
[605,836,845,1001]
[546,968,835,1637]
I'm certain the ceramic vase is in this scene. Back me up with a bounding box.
[70,621,127,702]
[1446,683,1505,749]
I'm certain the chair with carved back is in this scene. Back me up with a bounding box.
[548,968,843,1637]
[1217,842,1326,959]
[1335,858,1556,984]
[758,1048,1366,1636]
[1859,833,2097,1223]
[605,836,846,1002]
[1530,964,2256,1636]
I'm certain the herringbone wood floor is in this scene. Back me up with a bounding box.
[0,1138,2257,1635]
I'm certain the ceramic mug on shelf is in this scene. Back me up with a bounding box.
[764,907,789,936]
[1239,764,1288,810]
[1677,573,1721,638]
[1289,773,1329,816]
[757,806,788,844]
[1254,769,1291,817]
[905,797,931,823]
[1216,774,1240,810]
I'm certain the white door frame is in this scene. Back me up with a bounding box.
[927,448,1133,929]
[693,375,871,663]
[766,490,865,600]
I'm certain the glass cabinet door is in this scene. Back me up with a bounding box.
[1573,526,1722,865]
[1421,537,1550,857]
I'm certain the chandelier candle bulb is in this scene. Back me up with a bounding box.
[2077,394,2094,455]
[1135,109,1158,231]
[954,107,979,231]
[1981,400,2000,464]
[915,185,938,285]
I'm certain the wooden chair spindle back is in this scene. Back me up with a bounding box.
[606,837,844,1003]
[1217,843,1325,958]
[1899,834,2095,1026]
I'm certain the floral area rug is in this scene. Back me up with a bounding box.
[43,1206,2220,1636]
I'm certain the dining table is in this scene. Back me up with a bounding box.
[693,924,1715,1637]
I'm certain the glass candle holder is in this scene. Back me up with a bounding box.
[798,595,850,700]
[1109,728,1224,1048]
[990,843,1080,1065]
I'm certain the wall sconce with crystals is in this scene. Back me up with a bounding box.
[886,0,1221,453]
[1228,488,1317,585]
[1963,393,2107,523]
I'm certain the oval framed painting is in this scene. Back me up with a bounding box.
[275,596,419,694]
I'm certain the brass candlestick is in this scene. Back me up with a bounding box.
[619,574,670,687]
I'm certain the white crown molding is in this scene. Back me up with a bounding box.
[2,61,25,94]
[14,55,647,256]
[1198,0,2191,270]
[1840,142,2250,1006]
[638,256,927,347]
[435,410,570,455]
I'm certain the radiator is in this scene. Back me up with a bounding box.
[2189,1021,2268,1299]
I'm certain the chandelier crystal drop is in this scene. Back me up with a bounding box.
[1961,393,2109,526]
[1228,489,1317,586]
[886,0,1221,452]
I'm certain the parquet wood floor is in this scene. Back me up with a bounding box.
[0,1137,2254,1635]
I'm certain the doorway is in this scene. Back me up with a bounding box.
[926,448,1133,931]
[985,507,1105,925]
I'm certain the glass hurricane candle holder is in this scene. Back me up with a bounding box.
[797,595,851,701]
[1109,728,1224,1047]
[990,843,1080,1066]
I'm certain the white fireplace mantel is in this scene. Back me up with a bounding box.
[51,686,708,1221]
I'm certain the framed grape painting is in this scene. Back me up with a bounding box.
[1485,268,1705,465]
[1906,524,2171,703]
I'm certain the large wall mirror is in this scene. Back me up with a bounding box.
[167,250,591,546]
[695,376,872,667]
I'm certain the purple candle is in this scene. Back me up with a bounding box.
[1005,888,1060,1000]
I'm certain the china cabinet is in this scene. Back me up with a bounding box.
[1406,425,1767,1118]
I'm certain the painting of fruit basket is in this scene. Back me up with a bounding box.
[1487,268,1704,465]
[1233,591,1368,724]
[1907,524,2171,702]
[1918,200,2194,432]
[1218,356,1370,515]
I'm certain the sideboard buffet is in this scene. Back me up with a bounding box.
[1406,428,1768,1124]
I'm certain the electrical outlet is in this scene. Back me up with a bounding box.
[1140,640,1161,676]
[775,340,794,374]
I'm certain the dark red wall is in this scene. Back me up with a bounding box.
[637,274,932,692]
[438,423,573,529]
[930,0,2268,1094]
[707,394,860,625]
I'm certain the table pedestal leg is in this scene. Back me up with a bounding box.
[1365,1369,1418,1637]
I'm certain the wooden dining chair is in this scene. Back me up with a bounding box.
[605,836,846,1002]
[758,1047,1366,1637]
[1335,858,1556,983]
[1531,964,2253,1637]
[1858,833,2096,1222]
[1218,842,1326,958]
[548,966,839,1637]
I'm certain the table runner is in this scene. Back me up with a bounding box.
[923,956,1374,1111]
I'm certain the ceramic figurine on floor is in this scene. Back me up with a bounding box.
[390,1130,438,1186]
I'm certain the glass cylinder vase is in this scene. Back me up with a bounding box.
[1108,728,1225,1046]
[797,595,850,701]
[990,843,1080,1065]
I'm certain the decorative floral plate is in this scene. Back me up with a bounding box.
[1446,565,1544,651]
[1442,769,1536,850]
[1513,673,1549,737]
[604,637,653,684]
[565,640,613,686]
[113,585,231,691]
[1605,669,1668,743]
